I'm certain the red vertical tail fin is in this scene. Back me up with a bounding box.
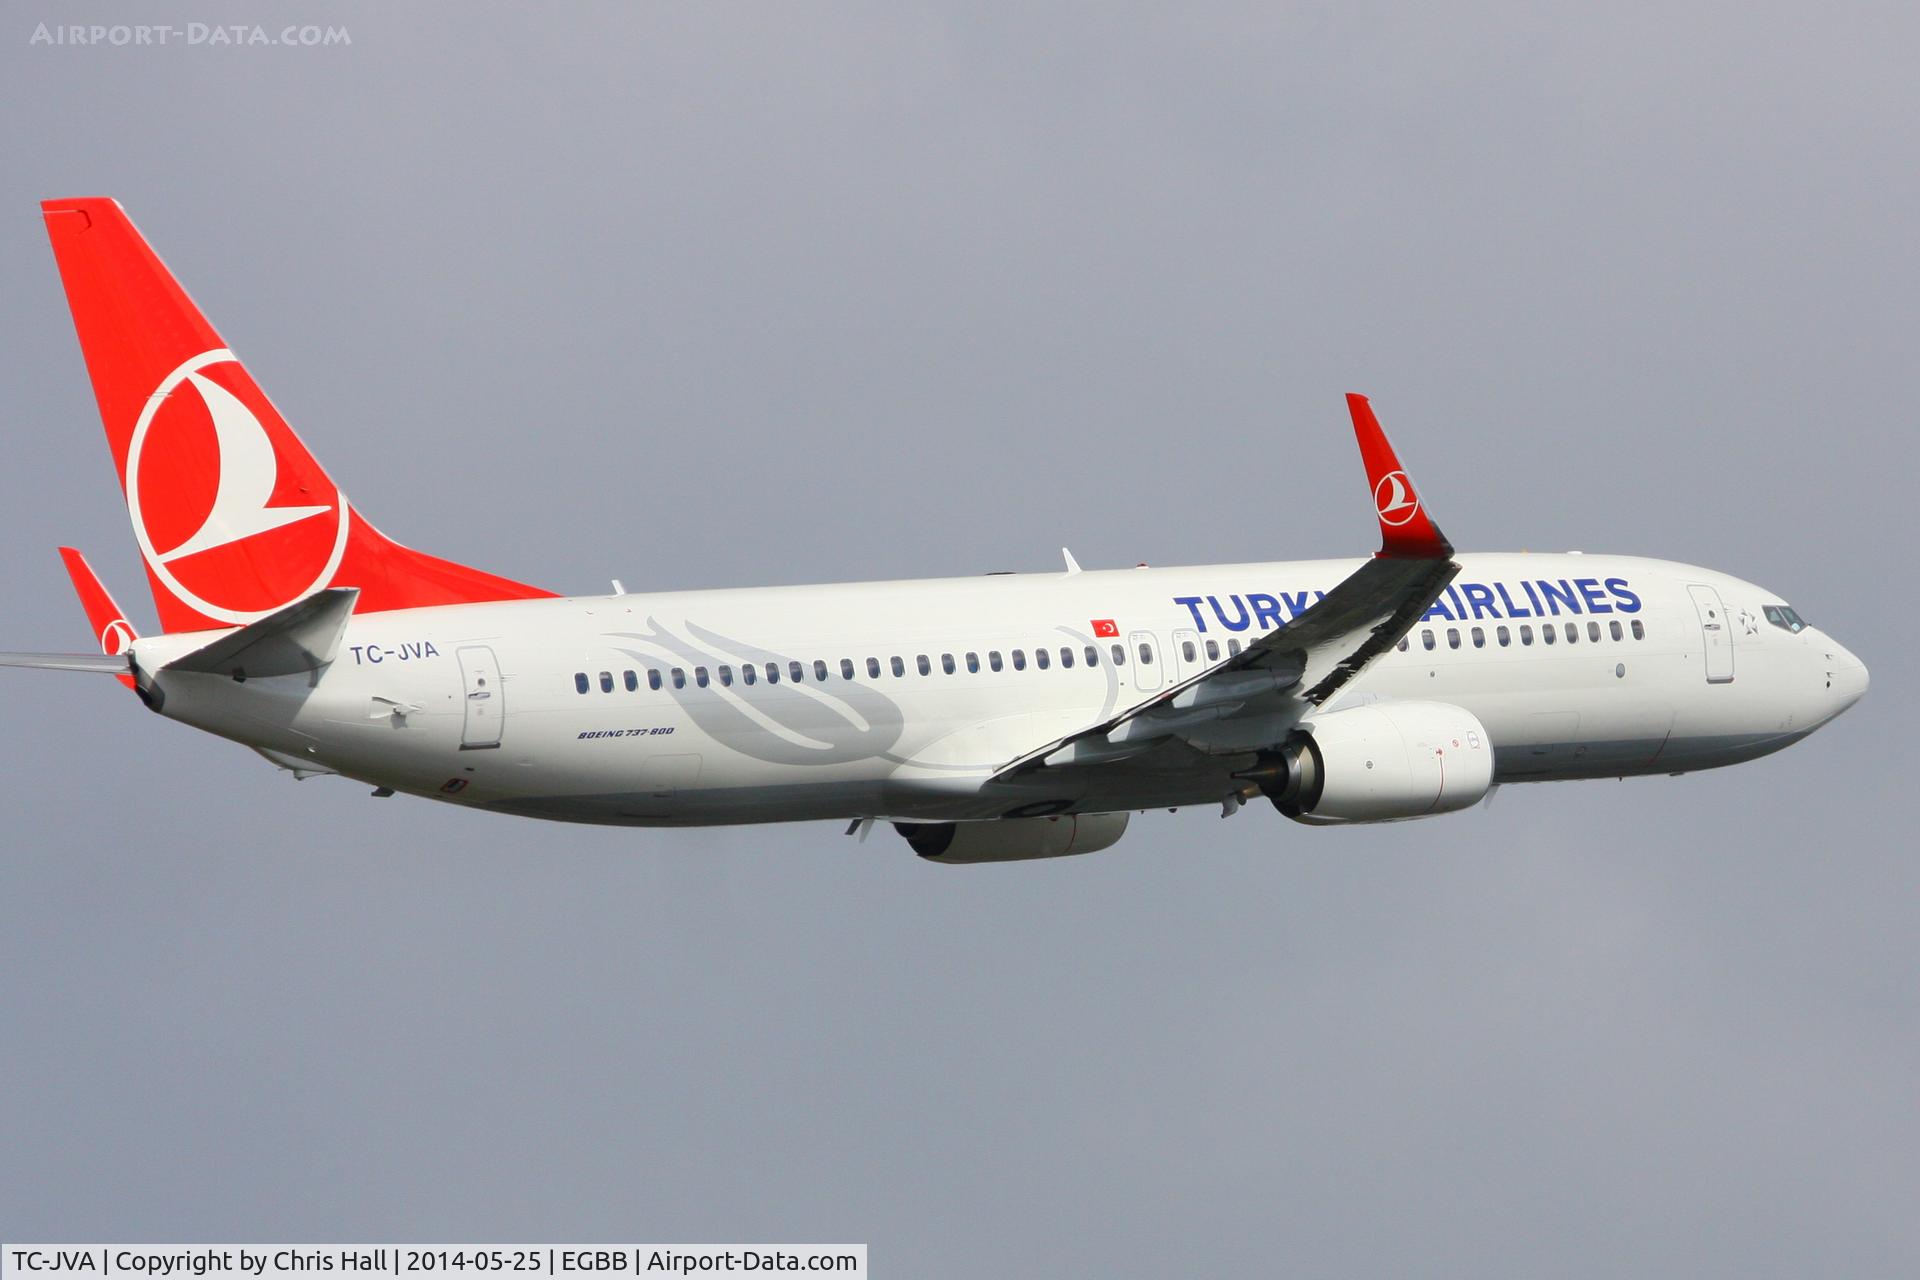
[42,198,554,633]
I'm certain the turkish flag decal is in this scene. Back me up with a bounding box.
[1092,619,1119,638]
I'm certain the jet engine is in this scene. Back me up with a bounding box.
[895,812,1131,864]
[1260,700,1493,823]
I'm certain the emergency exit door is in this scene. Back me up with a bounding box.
[457,645,504,749]
[1171,628,1202,681]
[1129,631,1164,693]
[1686,585,1735,684]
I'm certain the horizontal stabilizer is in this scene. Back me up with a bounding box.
[0,651,133,674]
[163,587,359,680]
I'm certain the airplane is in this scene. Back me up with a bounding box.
[0,199,1869,862]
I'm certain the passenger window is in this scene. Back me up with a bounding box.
[1447,628,1461,650]
[1034,648,1049,670]
[814,659,828,681]
[649,669,665,691]
[1206,639,1220,661]
[695,667,709,688]
[1397,637,1409,652]
[1588,621,1601,643]
[1520,625,1533,646]
[916,655,930,676]
[1497,625,1511,647]
[867,657,881,678]
[1422,629,1436,651]
[1565,622,1578,644]
[1631,619,1645,640]
[941,653,956,675]
[790,661,805,683]
[1110,644,1126,666]
[891,656,905,677]
[1011,649,1026,670]
[599,671,614,693]
[1227,639,1243,656]
[1138,642,1153,665]
[989,651,1003,672]
[1061,647,1076,669]
[1542,624,1556,645]
[1181,640,1196,662]
[1471,626,1485,649]
[1609,620,1623,641]
[766,662,780,684]
[575,672,589,695]
[742,663,757,685]
[623,670,638,692]
[841,658,855,680]
[718,665,733,687]
[1085,645,1099,666]
[671,668,686,689]
[966,652,980,673]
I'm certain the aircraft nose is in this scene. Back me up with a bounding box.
[1824,640,1869,716]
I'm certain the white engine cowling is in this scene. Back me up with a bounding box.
[896,812,1131,864]
[1276,700,1494,823]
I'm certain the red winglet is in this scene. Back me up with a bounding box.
[58,546,138,688]
[1347,393,1452,559]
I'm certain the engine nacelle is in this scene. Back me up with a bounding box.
[895,812,1131,864]
[1272,700,1493,824]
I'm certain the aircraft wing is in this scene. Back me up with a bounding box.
[997,394,1457,776]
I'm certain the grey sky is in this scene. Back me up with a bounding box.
[2,4,1915,1275]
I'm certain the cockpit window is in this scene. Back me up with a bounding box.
[1764,604,1808,634]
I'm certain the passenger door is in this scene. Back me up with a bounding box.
[1686,585,1735,684]
[457,645,504,749]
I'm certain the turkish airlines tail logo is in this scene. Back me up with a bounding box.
[125,349,352,626]
[155,370,331,562]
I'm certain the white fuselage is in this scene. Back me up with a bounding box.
[128,552,1868,826]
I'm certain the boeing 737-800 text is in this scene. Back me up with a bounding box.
[0,200,1868,861]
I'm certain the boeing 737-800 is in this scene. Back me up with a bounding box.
[0,199,1869,861]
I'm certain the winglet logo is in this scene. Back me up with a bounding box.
[1373,470,1421,527]
[125,349,351,624]
[99,619,136,656]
